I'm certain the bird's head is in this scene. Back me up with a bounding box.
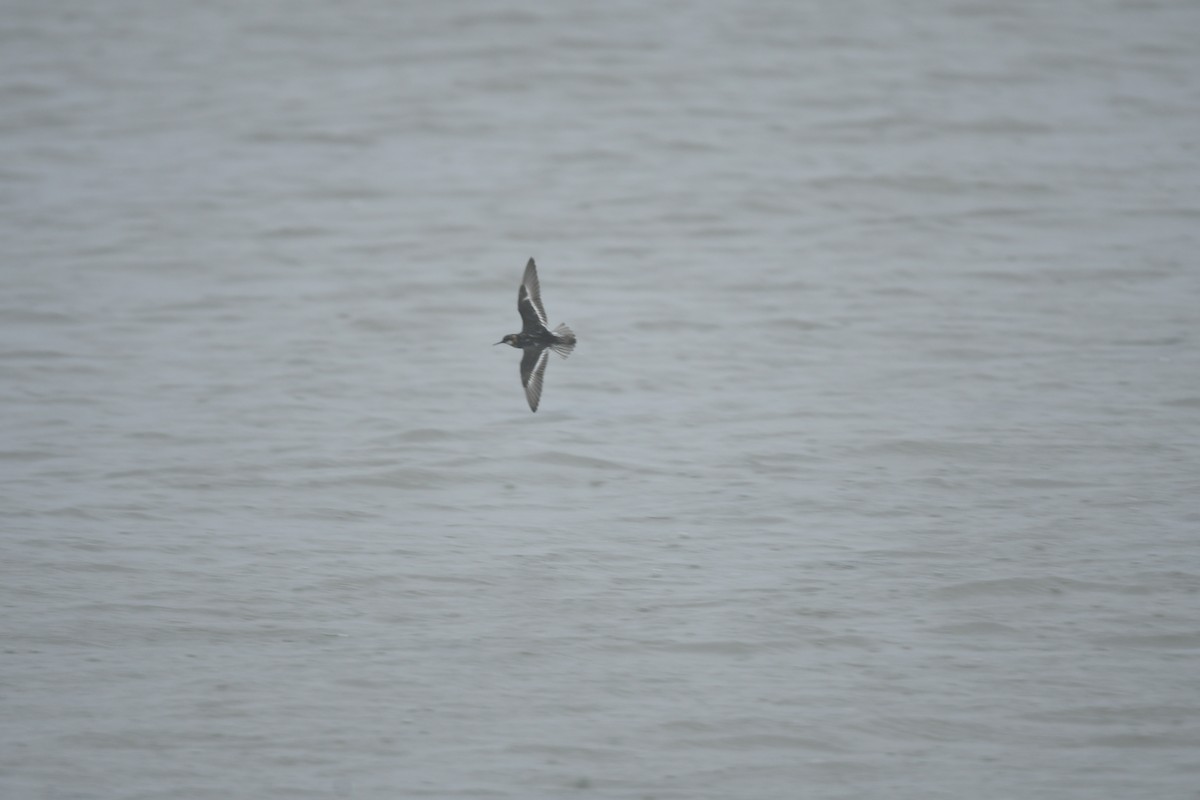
[494,334,518,347]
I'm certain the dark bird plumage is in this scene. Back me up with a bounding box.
[494,258,576,412]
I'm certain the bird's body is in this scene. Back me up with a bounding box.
[495,258,576,412]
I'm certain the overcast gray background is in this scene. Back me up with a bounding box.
[3,1,1199,798]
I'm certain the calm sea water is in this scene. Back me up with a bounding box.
[3,1,1199,798]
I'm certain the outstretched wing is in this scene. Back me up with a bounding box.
[519,346,551,412]
[518,258,549,335]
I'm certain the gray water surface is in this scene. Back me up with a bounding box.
[3,2,1200,798]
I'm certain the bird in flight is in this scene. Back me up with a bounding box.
[494,258,576,412]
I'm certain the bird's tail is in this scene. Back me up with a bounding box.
[551,323,576,358]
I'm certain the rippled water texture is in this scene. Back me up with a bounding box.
[3,1,1199,798]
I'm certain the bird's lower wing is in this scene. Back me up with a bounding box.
[520,346,550,412]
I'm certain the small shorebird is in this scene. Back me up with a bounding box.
[494,258,576,412]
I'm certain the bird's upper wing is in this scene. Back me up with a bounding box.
[518,258,549,334]
[519,346,550,412]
